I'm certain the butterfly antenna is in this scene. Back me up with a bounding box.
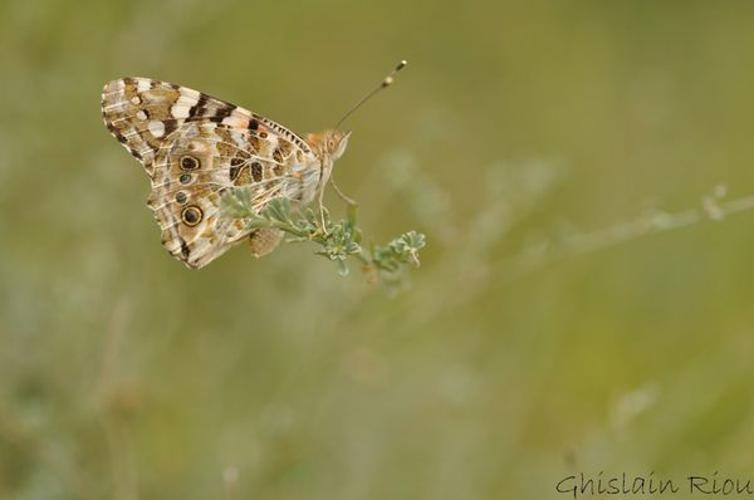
[334,60,407,129]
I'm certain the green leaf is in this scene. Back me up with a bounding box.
[218,187,426,289]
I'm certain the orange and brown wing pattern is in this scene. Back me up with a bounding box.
[101,77,321,268]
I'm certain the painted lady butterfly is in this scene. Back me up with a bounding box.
[100,62,405,269]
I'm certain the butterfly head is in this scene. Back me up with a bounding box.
[307,129,351,163]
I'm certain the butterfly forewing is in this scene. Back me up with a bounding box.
[101,77,322,268]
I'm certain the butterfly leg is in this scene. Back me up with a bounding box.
[331,177,358,208]
[317,185,329,235]
[315,178,357,236]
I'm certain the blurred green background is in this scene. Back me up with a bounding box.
[3,1,754,499]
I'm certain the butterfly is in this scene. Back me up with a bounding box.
[100,75,360,269]
[102,63,406,269]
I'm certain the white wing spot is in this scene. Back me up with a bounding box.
[130,96,142,105]
[171,104,190,119]
[137,79,150,92]
[175,94,200,107]
[136,110,148,121]
[222,114,249,128]
[148,120,166,138]
[179,88,201,100]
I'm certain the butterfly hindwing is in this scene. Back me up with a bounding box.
[101,77,322,268]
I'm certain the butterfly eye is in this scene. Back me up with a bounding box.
[181,205,203,226]
[180,155,200,171]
